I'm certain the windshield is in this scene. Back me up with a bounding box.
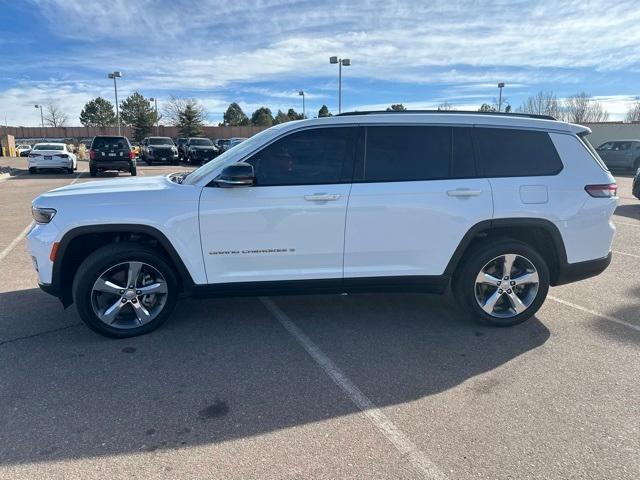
[189,139,212,146]
[184,128,276,185]
[149,138,174,145]
[34,144,64,151]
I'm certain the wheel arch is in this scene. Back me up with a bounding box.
[445,218,568,286]
[52,224,195,307]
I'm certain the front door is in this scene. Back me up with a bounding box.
[199,126,356,285]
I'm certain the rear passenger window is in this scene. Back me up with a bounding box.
[363,126,450,181]
[474,128,562,177]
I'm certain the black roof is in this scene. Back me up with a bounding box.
[336,110,557,121]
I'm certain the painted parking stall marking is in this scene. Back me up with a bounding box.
[260,296,447,480]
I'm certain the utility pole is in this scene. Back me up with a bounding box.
[108,71,123,135]
[329,57,351,113]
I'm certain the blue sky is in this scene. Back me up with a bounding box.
[1,0,640,125]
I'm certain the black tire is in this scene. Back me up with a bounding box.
[73,243,179,338]
[146,159,153,166]
[66,168,74,174]
[29,167,36,174]
[453,238,550,327]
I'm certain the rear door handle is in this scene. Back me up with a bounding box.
[447,188,482,197]
[304,193,341,201]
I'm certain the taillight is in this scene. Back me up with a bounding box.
[59,154,68,158]
[29,153,39,158]
[89,149,96,160]
[129,151,135,159]
[585,183,617,198]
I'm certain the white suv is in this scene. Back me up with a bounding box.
[28,112,617,337]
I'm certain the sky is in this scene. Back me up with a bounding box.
[1,0,640,126]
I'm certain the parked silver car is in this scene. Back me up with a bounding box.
[596,139,640,170]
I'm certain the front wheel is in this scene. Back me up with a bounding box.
[73,243,179,338]
[454,239,550,327]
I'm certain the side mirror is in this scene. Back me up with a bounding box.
[214,162,255,187]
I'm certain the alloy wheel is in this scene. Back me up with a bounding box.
[91,261,169,329]
[474,254,540,319]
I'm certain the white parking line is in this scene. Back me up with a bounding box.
[548,295,640,333]
[615,220,640,228]
[613,249,640,260]
[260,296,446,480]
[0,169,85,264]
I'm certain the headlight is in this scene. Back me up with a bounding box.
[32,206,57,224]
[171,146,177,151]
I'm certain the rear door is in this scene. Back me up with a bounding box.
[344,125,492,283]
[92,136,130,162]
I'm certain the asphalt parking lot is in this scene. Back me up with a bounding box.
[0,157,638,480]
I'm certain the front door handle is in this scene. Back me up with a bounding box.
[447,188,482,197]
[304,193,341,201]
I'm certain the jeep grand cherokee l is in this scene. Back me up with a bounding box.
[28,111,617,338]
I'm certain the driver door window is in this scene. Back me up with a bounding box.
[245,127,355,186]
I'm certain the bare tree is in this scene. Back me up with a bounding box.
[625,98,640,122]
[43,103,69,127]
[562,92,609,123]
[518,91,561,118]
[437,101,455,111]
[163,96,204,126]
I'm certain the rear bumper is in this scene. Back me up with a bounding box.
[553,252,612,286]
[29,159,73,168]
[91,160,132,170]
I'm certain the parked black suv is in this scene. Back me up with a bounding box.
[140,137,179,165]
[185,137,219,165]
[89,136,136,177]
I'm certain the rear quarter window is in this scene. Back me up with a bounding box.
[474,128,563,177]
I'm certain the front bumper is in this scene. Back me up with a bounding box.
[553,252,612,286]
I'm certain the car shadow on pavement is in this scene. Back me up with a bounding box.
[614,204,640,221]
[0,287,549,466]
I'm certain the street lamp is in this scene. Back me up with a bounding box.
[34,104,44,139]
[108,71,123,135]
[298,90,305,119]
[149,97,159,135]
[497,82,505,112]
[329,56,351,113]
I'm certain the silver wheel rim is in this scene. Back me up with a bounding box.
[91,261,169,329]
[474,254,539,319]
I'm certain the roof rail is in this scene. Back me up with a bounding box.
[336,110,557,121]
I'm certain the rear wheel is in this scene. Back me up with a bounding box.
[454,239,550,327]
[73,243,179,338]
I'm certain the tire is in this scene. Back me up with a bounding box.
[130,166,137,176]
[146,159,153,166]
[73,243,179,338]
[29,167,36,174]
[66,168,74,174]
[454,238,550,327]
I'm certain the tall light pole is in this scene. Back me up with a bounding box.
[108,71,123,135]
[497,82,505,112]
[149,97,159,135]
[34,104,44,139]
[329,56,351,113]
[298,90,305,118]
